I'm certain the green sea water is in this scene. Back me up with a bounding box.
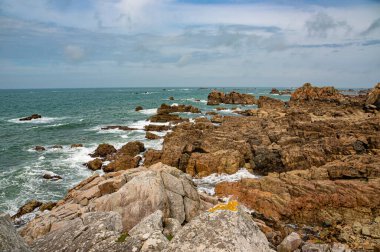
[0,87,290,214]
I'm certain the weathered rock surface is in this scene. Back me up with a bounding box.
[103,141,145,172]
[91,143,116,158]
[21,163,205,244]
[86,158,103,170]
[277,232,302,252]
[257,96,286,110]
[0,213,31,252]
[12,200,42,219]
[146,132,161,140]
[19,114,41,121]
[207,90,256,105]
[163,204,274,252]
[366,83,380,109]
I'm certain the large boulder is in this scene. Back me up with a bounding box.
[0,213,31,252]
[91,143,116,158]
[207,90,256,105]
[20,163,206,244]
[163,201,274,252]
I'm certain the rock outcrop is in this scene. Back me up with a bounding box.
[257,96,286,110]
[91,143,116,158]
[19,114,42,121]
[290,83,345,104]
[164,202,274,252]
[146,131,161,140]
[20,163,206,244]
[86,158,102,170]
[0,213,31,252]
[103,141,145,172]
[207,90,256,105]
[366,83,380,109]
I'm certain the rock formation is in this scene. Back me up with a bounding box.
[207,90,256,105]
[19,114,42,121]
[0,213,31,252]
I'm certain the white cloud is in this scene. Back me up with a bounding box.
[64,45,85,61]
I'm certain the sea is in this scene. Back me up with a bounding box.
[0,87,291,215]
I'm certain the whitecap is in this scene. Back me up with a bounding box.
[7,117,66,124]
[139,108,157,115]
[193,168,259,195]
[170,103,179,107]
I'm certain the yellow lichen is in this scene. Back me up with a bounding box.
[207,200,239,213]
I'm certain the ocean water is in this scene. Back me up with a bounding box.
[0,87,290,214]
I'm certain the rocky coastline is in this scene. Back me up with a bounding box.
[1,83,380,252]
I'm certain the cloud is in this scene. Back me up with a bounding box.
[305,12,351,38]
[64,45,85,61]
[361,17,380,36]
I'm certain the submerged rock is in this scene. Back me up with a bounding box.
[42,173,62,180]
[19,114,42,121]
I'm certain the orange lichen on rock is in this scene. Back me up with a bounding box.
[207,200,239,213]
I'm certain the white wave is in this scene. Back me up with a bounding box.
[170,103,179,107]
[193,168,259,195]
[139,108,157,115]
[8,117,65,124]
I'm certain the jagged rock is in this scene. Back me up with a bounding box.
[163,204,274,252]
[70,144,83,148]
[117,141,145,157]
[207,90,256,105]
[86,158,102,170]
[30,212,123,252]
[12,200,42,219]
[91,143,116,158]
[0,213,31,252]
[103,155,141,172]
[157,104,201,114]
[366,83,380,109]
[135,106,143,111]
[277,232,302,252]
[150,113,188,123]
[19,114,41,121]
[290,83,345,104]
[257,96,285,110]
[146,132,161,140]
[34,146,45,151]
[101,125,137,131]
[144,149,163,166]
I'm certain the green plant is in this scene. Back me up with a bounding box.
[116,233,129,242]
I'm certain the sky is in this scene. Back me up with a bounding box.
[0,0,379,88]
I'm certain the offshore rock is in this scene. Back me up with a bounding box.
[19,114,41,121]
[86,158,102,171]
[0,213,31,252]
[163,204,274,252]
[290,83,345,104]
[146,131,161,140]
[207,90,256,105]
[91,143,116,158]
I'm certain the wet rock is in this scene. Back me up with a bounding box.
[12,200,42,219]
[163,203,273,252]
[86,158,103,171]
[207,90,256,105]
[70,144,83,148]
[144,124,171,132]
[169,96,174,100]
[277,232,302,252]
[42,173,62,180]
[135,106,143,111]
[91,143,116,158]
[50,145,63,149]
[0,213,31,252]
[101,125,137,131]
[19,114,42,121]
[39,202,56,212]
[34,146,46,151]
[146,132,161,140]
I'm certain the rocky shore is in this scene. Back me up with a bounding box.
[1,83,380,251]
